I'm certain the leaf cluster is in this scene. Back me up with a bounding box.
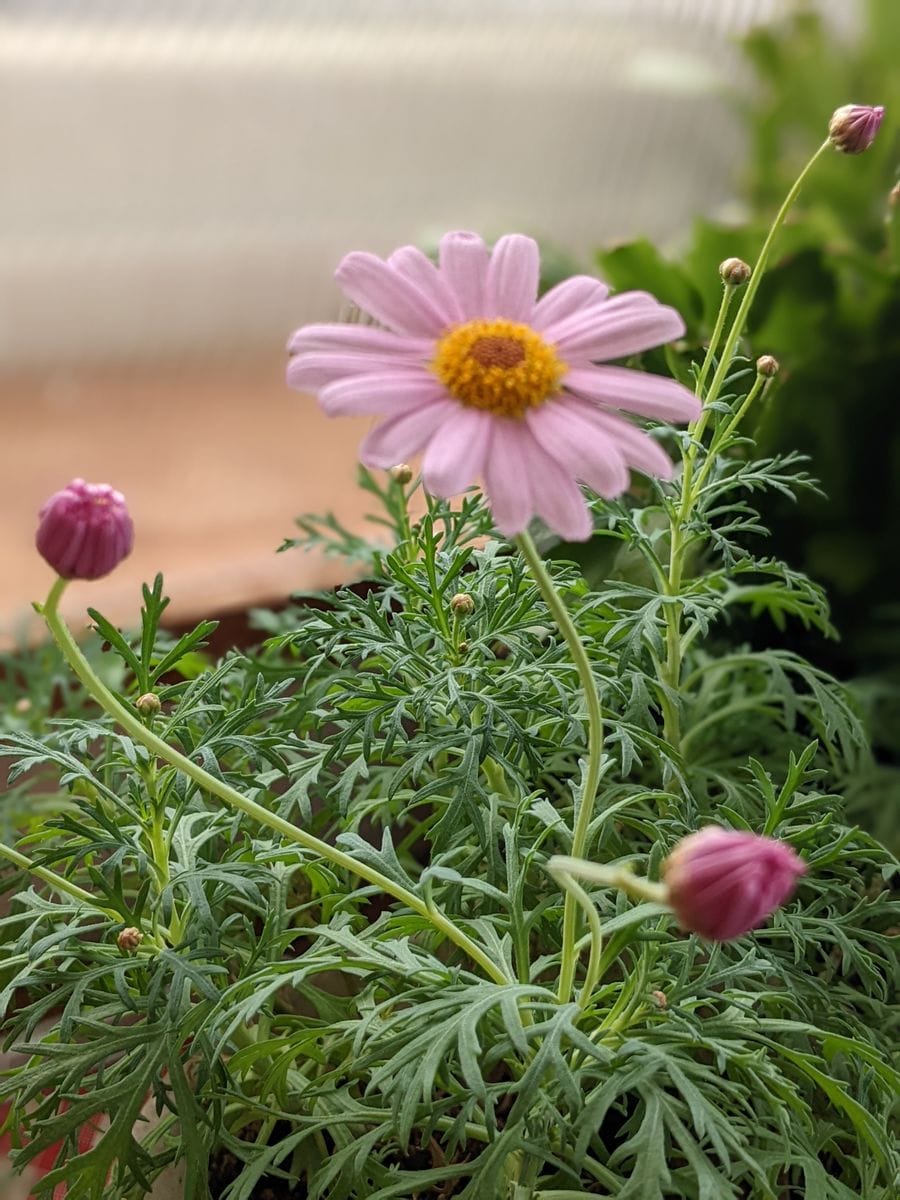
[1,412,897,1197]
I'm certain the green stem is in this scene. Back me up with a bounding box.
[395,485,413,563]
[549,856,668,904]
[695,282,737,398]
[515,532,605,1004]
[700,140,830,420]
[681,696,780,756]
[0,838,117,916]
[690,371,769,500]
[423,541,452,642]
[482,756,512,799]
[548,863,604,1009]
[39,579,511,988]
[142,765,170,889]
[662,139,831,750]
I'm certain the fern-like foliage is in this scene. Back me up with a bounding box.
[1,362,898,1200]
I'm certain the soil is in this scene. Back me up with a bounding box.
[207,1144,307,1200]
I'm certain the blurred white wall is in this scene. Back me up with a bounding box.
[0,0,856,367]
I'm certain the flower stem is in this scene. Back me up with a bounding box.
[662,139,831,750]
[39,579,511,987]
[691,369,770,498]
[547,862,604,1009]
[549,855,668,905]
[0,838,117,916]
[515,532,605,1004]
[695,283,737,398]
[698,141,830,424]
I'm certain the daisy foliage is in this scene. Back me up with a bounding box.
[0,124,898,1200]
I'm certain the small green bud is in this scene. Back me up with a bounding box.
[390,463,413,485]
[756,355,780,378]
[450,592,475,616]
[136,692,161,717]
[719,257,751,287]
[117,927,143,953]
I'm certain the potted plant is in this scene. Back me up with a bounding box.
[1,106,896,1200]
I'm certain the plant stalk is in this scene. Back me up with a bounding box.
[662,139,831,750]
[39,579,511,987]
[515,532,605,1004]
[0,839,117,916]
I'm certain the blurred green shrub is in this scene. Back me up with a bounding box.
[597,0,900,684]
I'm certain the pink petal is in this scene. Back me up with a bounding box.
[319,371,446,417]
[483,422,535,536]
[484,234,540,322]
[389,246,464,325]
[665,828,805,941]
[544,291,685,360]
[570,401,676,480]
[565,365,701,423]
[287,325,433,391]
[359,398,458,468]
[336,251,450,337]
[526,399,630,498]
[422,407,494,496]
[532,275,610,331]
[289,351,426,391]
[531,455,593,542]
[438,231,490,320]
[481,421,592,541]
[287,322,432,358]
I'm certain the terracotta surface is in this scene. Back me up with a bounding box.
[0,356,377,648]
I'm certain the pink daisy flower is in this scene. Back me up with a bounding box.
[287,231,701,541]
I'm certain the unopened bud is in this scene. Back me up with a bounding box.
[14,697,32,715]
[828,104,885,155]
[756,355,780,378]
[450,592,475,616]
[36,479,134,581]
[663,828,805,941]
[390,463,413,485]
[117,927,143,953]
[719,257,751,287]
[491,640,511,660]
[135,692,161,718]
[457,640,469,655]
[650,990,668,1010]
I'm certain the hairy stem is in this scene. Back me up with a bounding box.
[695,281,737,398]
[515,532,605,1004]
[662,140,831,750]
[548,863,605,1009]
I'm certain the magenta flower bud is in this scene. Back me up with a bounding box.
[828,104,885,154]
[36,479,134,581]
[663,827,806,941]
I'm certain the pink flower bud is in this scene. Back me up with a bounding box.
[36,479,134,581]
[828,104,885,154]
[663,827,806,941]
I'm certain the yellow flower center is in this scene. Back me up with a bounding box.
[431,318,565,418]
